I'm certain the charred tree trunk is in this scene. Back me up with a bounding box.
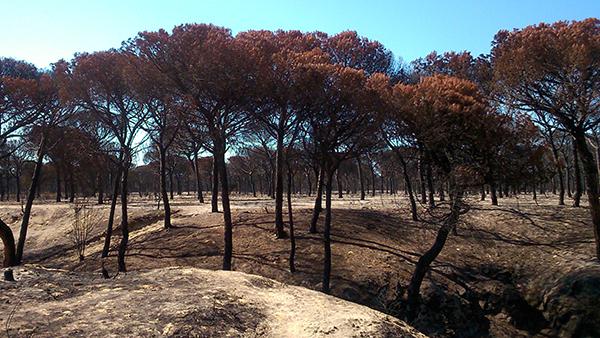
[274,125,286,239]
[322,169,334,294]
[418,155,427,204]
[1,219,16,267]
[309,167,324,233]
[97,172,104,204]
[248,173,256,197]
[426,161,435,208]
[211,158,219,212]
[69,169,75,203]
[549,134,565,205]
[159,145,172,229]
[287,163,296,273]
[573,139,582,207]
[394,149,418,221]
[306,171,312,197]
[193,152,204,203]
[336,170,343,198]
[490,180,499,206]
[357,157,365,200]
[55,164,62,202]
[15,169,21,203]
[574,131,600,260]
[215,140,233,270]
[406,188,463,321]
[15,135,46,264]
[102,166,121,258]
[168,169,174,200]
[117,153,131,273]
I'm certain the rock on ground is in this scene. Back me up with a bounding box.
[0,265,426,337]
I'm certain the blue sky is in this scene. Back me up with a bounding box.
[1,0,598,68]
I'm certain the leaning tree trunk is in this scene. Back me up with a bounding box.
[322,169,334,294]
[117,154,131,273]
[15,135,46,264]
[102,166,121,258]
[406,187,463,321]
[158,145,172,229]
[574,131,600,260]
[211,158,219,212]
[572,139,582,207]
[215,140,233,270]
[1,219,16,267]
[287,163,296,273]
[309,166,324,233]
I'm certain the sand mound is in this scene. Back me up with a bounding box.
[1,265,426,337]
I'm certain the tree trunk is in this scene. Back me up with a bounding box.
[574,132,600,260]
[322,169,334,294]
[168,169,174,200]
[549,134,565,205]
[102,166,121,258]
[573,139,582,207]
[274,126,286,239]
[490,181,498,205]
[370,162,376,197]
[193,152,204,203]
[69,170,75,203]
[215,141,233,270]
[287,164,296,273]
[117,153,131,272]
[393,149,418,221]
[97,172,104,204]
[15,135,46,264]
[418,155,427,204]
[15,169,20,203]
[406,188,463,321]
[1,219,16,267]
[357,157,365,200]
[309,166,324,233]
[159,145,172,229]
[56,164,62,202]
[426,160,435,208]
[211,158,219,212]
[336,170,343,198]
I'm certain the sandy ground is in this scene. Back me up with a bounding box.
[0,265,425,337]
[1,192,599,337]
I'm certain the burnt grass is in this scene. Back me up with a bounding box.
[6,193,600,337]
